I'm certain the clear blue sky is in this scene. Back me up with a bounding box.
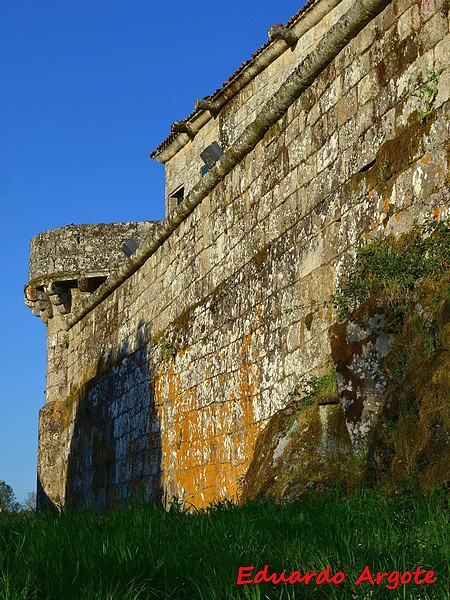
[0,1,301,504]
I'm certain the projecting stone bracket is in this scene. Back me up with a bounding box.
[268,24,299,46]
[45,282,72,315]
[25,275,109,323]
[25,287,53,322]
[24,221,159,325]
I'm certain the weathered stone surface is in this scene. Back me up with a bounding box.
[28,222,158,283]
[26,221,159,323]
[330,308,392,447]
[25,0,450,510]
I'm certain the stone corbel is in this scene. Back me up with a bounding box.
[170,121,196,140]
[45,282,72,315]
[268,24,298,46]
[24,287,53,322]
[195,97,220,116]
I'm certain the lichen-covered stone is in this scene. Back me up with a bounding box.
[26,0,450,511]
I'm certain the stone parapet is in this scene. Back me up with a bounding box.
[25,221,158,322]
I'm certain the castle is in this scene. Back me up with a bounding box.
[25,0,450,510]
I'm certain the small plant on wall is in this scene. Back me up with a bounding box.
[151,323,187,363]
[61,333,70,349]
[333,219,450,321]
[411,66,444,124]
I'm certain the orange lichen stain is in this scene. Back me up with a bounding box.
[167,372,182,402]
[257,304,263,320]
[172,421,182,441]
[169,415,263,509]
[368,191,373,200]
[395,213,401,221]
[384,200,390,212]
[421,153,431,164]
[405,200,411,207]
[46,399,64,423]
[433,207,440,220]
[180,413,200,445]
[239,366,256,401]
[434,166,439,173]
[198,488,216,508]
[440,170,444,177]
[202,463,219,487]
[155,361,184,479]
[370,222,375,230]
[241,332,253,357]
[177,347,188,359]
[154,329,265,509]
[184,388,198,412]
[170,466,192,498]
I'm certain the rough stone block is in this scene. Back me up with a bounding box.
[419,11,449,51]
[397,4,421,40]
[30,0,450,512]
[358,70,380,107]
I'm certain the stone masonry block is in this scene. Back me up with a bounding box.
[336,86,358,127]
[32,0,450,512]
[320,76,343,113]
[358,70,381,107]
[343,52,371,91]
[418,0,437,23]
[434,35,450,66]
[419,12,449,51]
[397,4,421,40]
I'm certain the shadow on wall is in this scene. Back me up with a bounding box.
[48,318,162,512]
[36,479,59,513]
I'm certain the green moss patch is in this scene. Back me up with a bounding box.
[245,221,450,500]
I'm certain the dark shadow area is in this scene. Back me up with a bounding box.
[61,318,163,512]
[36,478,59,513]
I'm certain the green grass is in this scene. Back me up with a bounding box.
[0,488,448,599]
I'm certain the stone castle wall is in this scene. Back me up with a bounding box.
[26,0,450,510]
[161,0,351,205]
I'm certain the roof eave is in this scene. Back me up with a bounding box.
[150,0,342,164]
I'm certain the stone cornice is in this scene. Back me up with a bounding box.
[63,0,391,331]
[150,0,343,164]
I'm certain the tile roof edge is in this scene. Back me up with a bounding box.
[150,0,342,163]
[63,0,391,332]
